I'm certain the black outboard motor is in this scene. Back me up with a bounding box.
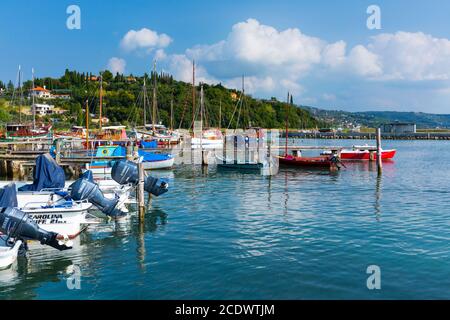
[111,160,169,196]
[0,207,72,251]
[70,177,126,217]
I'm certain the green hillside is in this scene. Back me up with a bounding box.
[0,69,326,130]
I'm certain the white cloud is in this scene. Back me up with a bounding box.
[365,31,450,81]
[123,20,450,112]
[120,28,172,53]
[167,54,217,84]
[107,57,126,74]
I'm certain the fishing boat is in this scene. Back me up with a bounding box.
[278,93,339,170]
[279,153,335,169]
[6,123,52,141]
[339,145,396,160]
[0,240,22,269]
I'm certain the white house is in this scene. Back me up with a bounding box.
[32,103,55,116]
[30,86,52,99]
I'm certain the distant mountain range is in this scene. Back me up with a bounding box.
[300,106,450,129]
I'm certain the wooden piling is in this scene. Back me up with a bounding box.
[138,162,146,220]
[376,128,383,174]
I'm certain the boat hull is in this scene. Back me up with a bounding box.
[340,149,396,160]
[279,156,332,169]
[15,192,94,237]
[142,157,174,170]
[0,240,22,269]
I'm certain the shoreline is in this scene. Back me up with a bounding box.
[286,132,450,140]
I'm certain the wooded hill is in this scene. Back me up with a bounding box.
[1,69,327,130]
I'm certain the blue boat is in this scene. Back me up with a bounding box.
[85,145,174,174]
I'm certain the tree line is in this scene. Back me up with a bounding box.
[1,69,328,130]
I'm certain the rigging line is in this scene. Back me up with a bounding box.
[226,91,243,130]
[178,99,188,129]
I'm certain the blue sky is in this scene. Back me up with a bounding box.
[1,0,450,113]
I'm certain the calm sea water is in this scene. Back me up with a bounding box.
[1,139,450,300]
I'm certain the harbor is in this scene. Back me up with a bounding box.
[0,138,449,299]
[2,0,450,305]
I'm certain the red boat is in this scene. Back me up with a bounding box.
[339,145,396,161]
[279,154,335,169]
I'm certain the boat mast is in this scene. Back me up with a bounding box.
[219,99,222,130]
[200,84,204,147]
[192,60,195,130]
[32,68,35,130]
[85,99,89,148]
[99,74,103,130]
[242,75,245,129]
[285,92,289,156]
[143,77,147,127]
[170,98,174,131]
[18,65,22,123]
[152,60,157,132]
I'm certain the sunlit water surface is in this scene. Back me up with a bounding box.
[0,139,449,299]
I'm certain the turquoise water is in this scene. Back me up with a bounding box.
[1,139,450,299]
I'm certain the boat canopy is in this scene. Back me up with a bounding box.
[18,154,65,192]
[138,150,172,162]
[95,145,126,157]
[0,183,18,207]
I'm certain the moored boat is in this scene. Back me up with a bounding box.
[0,240,22,269]
[339,145,396,160]
[278,154,335,169]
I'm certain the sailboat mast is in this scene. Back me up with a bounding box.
[200,84,204,147]
[85,99,89,148]
[143,78,147,127]
[32,68,35,130]
[192,60,195,130]
[18,65,22,123]
[170,98,174,131]
[219,99,222,130]
[152,61,157,132]
[99,75,103,130]
[242,75,245,129]
[285,92,290,156]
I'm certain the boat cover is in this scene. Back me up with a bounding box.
[18,154,65,192]
[0,183,18,207]
[141,140,158,149]
[138,150,172,162]
[80,170,94,182]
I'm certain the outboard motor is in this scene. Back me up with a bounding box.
[70,177,126,217]
[0,207,72,251]
[111,160,169,196]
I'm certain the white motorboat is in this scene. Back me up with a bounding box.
[0,240,22,269]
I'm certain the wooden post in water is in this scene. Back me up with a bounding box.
[376,128,383,174]
[138,162,146,220]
